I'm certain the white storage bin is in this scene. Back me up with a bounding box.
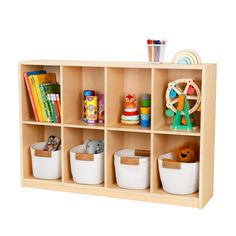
[158,152,199,195]
[70,145,104,184]
[114,149,150,190]
[30,142,61,180]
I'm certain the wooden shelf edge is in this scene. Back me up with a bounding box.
[106,125,151,133]
[63,123,105,130]
[18,60,214,70]
[22,178,199,208]
[154,126,201,137]
[22,120,62,127]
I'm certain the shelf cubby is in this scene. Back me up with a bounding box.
[151,133,200,194]
[21,123,61,181]
[19,60,216,208]
[106,67,151,131]
[63,127,104,186]
[20,64,61,123]
[62,66,104,127]
[106,130,151,192]
[152,68,202,135]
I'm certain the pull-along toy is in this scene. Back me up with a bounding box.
[165,78,201,131]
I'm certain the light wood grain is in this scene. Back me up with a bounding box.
[19,61,216,208]
[22,178,199,208]
[19,60,209,69]
[199,64,217,208]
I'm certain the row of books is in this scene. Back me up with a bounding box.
[24,70,61,123]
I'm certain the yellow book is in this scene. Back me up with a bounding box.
[28,76,43,121]
[29,73,56,122]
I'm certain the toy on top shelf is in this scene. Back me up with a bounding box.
[83,90,95,122]
[165,78,201,131]
[83,90,105,124]
[172,49,201,65]
[147,39,166,63]
[121,94,139,125]
[98,94,104,123]
[140,94,151,127]
[86,96,98,124]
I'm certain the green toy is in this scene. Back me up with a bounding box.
[165,78,201,131]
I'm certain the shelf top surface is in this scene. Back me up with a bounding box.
[19,59,216,69]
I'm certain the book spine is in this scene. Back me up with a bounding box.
[28,76,43,121]
[33,75,48,122]
[52,94,61,123]
[23,73,39,121]
[56,94,61,117]
[39,84,50,122]
[47,94,57,123]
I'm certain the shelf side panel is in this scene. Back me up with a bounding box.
[199,64,217,208]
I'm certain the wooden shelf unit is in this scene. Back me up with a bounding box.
[19,60,217,208]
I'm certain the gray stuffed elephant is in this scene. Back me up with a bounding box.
[84,140,104,154]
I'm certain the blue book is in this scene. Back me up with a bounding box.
[27,70,46,76]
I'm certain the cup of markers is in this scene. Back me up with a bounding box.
[140,94,151,127]
[147,39,166,63]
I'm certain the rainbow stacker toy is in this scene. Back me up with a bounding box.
[165,78,201,131]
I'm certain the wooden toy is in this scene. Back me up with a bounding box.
[165,78,201,131]
[172,49,201,64]
[121,94,140,125]
[140,107,151,114]
[86,96,98,124]
[140,93,151,127]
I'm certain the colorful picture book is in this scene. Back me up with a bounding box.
[24,70,61,123]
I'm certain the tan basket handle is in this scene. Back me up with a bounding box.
[76,153,94,161]
[35,150,52,158]
[162,160,181,169]
[134,149,150,157]
[120,156,139,165]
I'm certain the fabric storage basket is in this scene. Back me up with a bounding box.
[114,149,150,190]
[158,152,199,195]
[70,145,104,184]
[30,142,61,180]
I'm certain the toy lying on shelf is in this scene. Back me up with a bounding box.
[121,94,139,125]
[165,78,201,131]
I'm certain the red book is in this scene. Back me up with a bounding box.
[23,72,39,121]
[52,94,61,123]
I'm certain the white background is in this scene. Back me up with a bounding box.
[0,0,235,235]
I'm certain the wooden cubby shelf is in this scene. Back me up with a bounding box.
[19,60,216,208]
